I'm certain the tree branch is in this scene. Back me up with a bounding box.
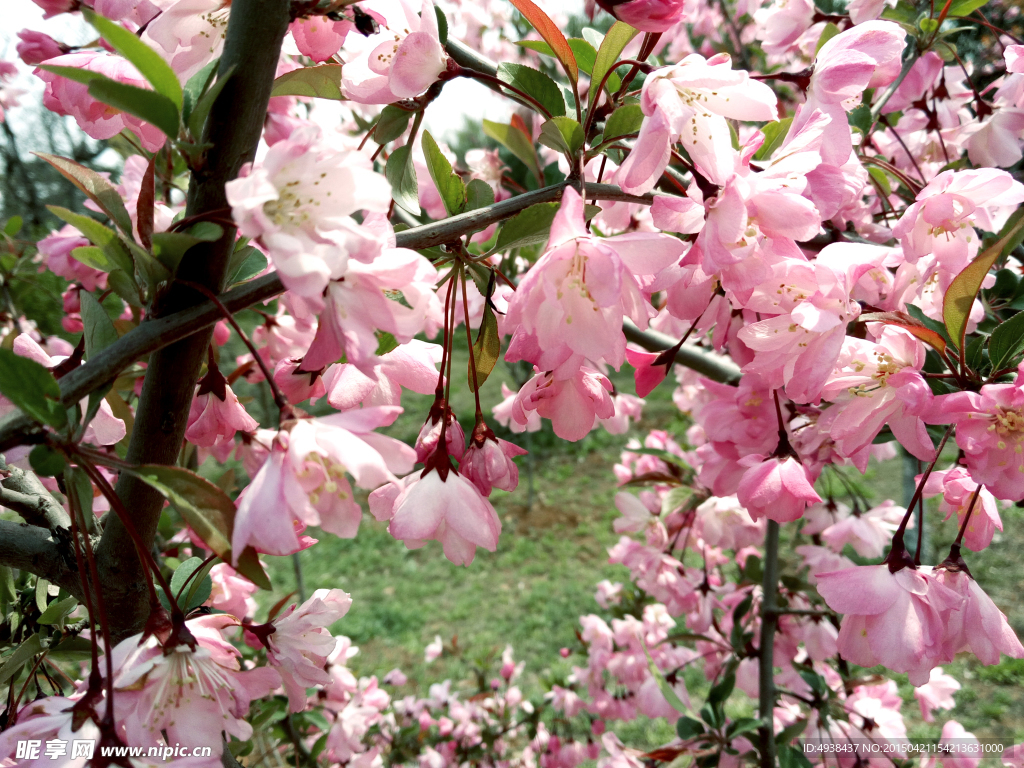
[0,454,72,530]
[94,0,292,644]
[623,321,742,384]
[0,520,82,600]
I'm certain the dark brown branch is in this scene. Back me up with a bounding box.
[93,0,292,644]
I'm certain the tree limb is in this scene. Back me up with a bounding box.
[94,0,293,644]
[623,321,742,384]
[0,454,72,530]
[0,520,82,600]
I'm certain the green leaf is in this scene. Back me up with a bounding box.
[3,216,22,237]
[0,349,65,428]
[727,718,765,738]
[707,671,735,708]
[107,269,143,307]
[779,744,813,768]
[539,117,585,155]
[34,64,111,87]
[815,21,841,54]
[641,639,688,714]
[375,331,399,356]
[497,63,566,118]
[946,0,989,16]
[591,21,638,98]
[79,290,119,360]
[0,633,45,687]
[516,40,555,55]
[509,0,579,84]
[483,119,541,184]
[568,38,598,77]
[228,246,268,285]
[494,202,559,252]
[0,567,15,614]
[374,105,413,145]
[676,717,706,740]
[150,223,224,273]
[469,300,501,392]
[603,104,644,142]
[422,130,466,216]
[34,153,133,235]
[29,445,66,477]
[385,145,421,215]
[164,556,214,614]
[84,8,183,107]
[997,206,1024,259]
[847,104,872,135]
[270,64,345,99]
[188,66,235,139]
[37,596,77,626]
[434,5,449,45]
[753,117,793,161]
[465,179,495,212]
[123,464,270,589]
[48,205,134,275]
[700,702,723,729]
[182,58,220,125]
[87,78,179,140]
[989,311,1024,371]
[944,213,1024,349]
[776,718,809,747]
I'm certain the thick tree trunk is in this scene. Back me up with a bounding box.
[94,0,291,643]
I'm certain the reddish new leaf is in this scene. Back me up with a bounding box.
[508,0,579,84]
[859,311,948,355]
[137,154,156,250]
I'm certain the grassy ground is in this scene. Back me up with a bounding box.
[249,344,1024,752]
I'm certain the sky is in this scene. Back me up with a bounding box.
[1,0,584,146]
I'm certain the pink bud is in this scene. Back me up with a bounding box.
[16,30,65,66]
[559,647,571,658]
[591,720,605,736]
[31,0,74,18]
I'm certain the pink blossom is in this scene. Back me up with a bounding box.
[922,720,981,768]
[694,495,765,550]
[922,468,1002,551]
[816,565,964,684]
[0,696,101,767]
[819,327,934,460]
[232,409,415,557]
[424,634,443,662]
[927,366,1024,501]
[207,562,258,618]
[301,245,441,371]
[504,188,684,374]
[342,0,448,104]
[511,367,615,441]
[738,253,862,404]
[226,126,392,308]
[185,367,259,448]
[35,52,167,151]
[914,667,959,723]
[290,16,352,63]
[38,224,107,291]
[618,53,778,192]
[31,0,74,17]
[597,0,686,33]
[934,568,1024,666]
[143,0,231,81]
[262,589,353,711]
[372,467,502,565]
[112,615,280,752]
[414,404,466,462]
[893,169,1024,273]
[460,433,527,496]
[323,340,442,410]
[736,456,821,523]
[493,382,542,433]
[820,500,905,558]
[274,357,328,404]
[16,30,65,66]
[11,336,125,447]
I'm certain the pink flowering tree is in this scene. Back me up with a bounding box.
[0,0,1022,765]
